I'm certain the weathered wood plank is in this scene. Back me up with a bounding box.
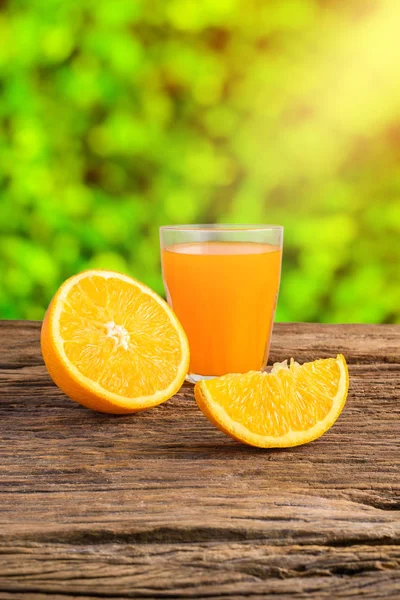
[1,321,399,368]
[0,542,399,599]
[0,321,399,598]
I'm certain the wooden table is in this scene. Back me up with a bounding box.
[0,321,399,599]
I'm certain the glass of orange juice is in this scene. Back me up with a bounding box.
[160,225,283,383]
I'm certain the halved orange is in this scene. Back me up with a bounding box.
[195,355,349,447]
[41,270,189,413]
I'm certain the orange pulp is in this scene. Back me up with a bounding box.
[162,242,282,376]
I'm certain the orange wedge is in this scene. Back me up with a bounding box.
[41,270,189,413]
[195,355,349,447]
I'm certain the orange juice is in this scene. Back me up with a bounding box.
[161,242,282,377]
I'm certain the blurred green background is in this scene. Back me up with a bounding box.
[1,0,399,323]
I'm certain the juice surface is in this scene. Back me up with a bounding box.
[162,241,282,376]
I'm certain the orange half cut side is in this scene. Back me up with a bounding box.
[41,270,190,413]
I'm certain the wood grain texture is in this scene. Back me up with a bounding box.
[0,320,399,599]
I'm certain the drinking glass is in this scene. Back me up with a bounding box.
[160,225,283,383]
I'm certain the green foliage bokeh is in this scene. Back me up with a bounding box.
[0,0,399,322]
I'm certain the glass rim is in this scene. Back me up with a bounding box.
[160,223,284,232]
